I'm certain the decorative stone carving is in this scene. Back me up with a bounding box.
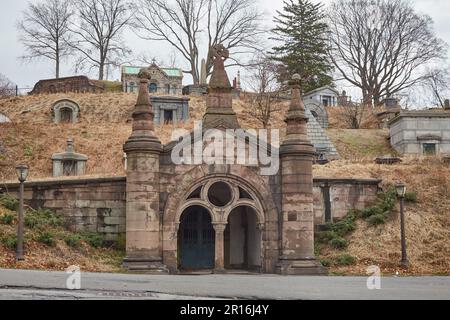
[52,99,80,124]
[52,139,88,177]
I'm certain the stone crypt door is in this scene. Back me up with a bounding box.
[178,205,215,270]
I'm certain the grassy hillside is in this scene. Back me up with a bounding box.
[1,92,449,275]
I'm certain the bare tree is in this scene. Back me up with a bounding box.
[17,0,74,78]
[422,67,450,108]
[0,74,16,98]
[328,0,447,107]
[70,0,133,80]
[134,0,264,84]
[244,55,282,128]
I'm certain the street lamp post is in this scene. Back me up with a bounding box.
[15,164,29,261]
[395,182,409,268]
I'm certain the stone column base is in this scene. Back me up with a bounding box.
[276,258,328,276]
[122,257,169,274]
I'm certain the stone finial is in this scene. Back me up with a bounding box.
[202,44,239,129]
[66,138,74,153]
[138,69,151,80]
[208,44,231,89]
[123,68,162,154]
[280,74,314,155]
[287,74,307,116]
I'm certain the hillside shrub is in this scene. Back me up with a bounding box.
[64,233,82,248]
[329,237,348,249]
[0,212,15,225]
[404,192,418,203]
[25,209,64,230]
[81,232,104,248]
[0,234,17,249]
[335,254,356,266]
[37,231,56,247]
[0,194,18,211]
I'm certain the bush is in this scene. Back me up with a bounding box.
[335,254,356,266]
[64,234,82,248]
[116,233,126,251]
[37,231,56,247]
[81,232,104,248]
[404,192,417,203]
[329,237,349,249]
[327,214,356,237]
[0,212,15,225]
[367,214,386,226]
[1,234,17,249]
[0,194,19,211]
[316,231,339,244]
[320,259,331,267]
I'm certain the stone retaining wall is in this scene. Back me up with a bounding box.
[1,176,380,242]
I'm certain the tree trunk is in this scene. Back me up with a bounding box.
[98,62,104,81]
[56,58,60,79]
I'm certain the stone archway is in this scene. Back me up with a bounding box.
[177,205,215,270]
[225,205,262,272]
[305,101,328,128]
[162,166,276,273]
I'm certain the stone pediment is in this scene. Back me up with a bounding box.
[163,125,278,157]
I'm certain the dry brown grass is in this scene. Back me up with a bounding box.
[315,157,450,275]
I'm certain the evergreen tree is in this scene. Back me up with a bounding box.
[271,0,333,93]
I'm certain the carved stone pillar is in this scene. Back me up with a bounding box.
[122,70,168,273]
[213,223,227,273]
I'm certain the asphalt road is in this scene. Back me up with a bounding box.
[0,268,449,300]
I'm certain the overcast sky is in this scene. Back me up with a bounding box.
[1,0,449,99]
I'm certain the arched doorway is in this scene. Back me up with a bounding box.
[225,206,261,272]
[177,205,215,270]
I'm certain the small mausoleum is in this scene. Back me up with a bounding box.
[389,111,450,156]
[151,96,190,124]
[52,139,88,177]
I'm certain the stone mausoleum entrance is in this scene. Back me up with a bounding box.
[178,205,215,270]
[174,179,264,273]
[225,206,261,271]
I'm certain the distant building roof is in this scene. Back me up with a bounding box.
[388,110,450,125]
[122,66,183,78]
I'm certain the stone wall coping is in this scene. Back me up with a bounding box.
[313,178,381,185]
[0,176,126,189]
[0,175,379,190]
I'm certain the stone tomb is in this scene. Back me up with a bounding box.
[151,96,190,124]
[52,139,88,177]
[389,111,450,155]
[52,99,80,124]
